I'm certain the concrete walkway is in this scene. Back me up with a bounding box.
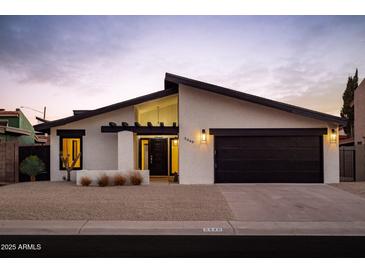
[2,220,365,235]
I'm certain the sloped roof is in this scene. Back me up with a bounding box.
[165,73,346,125]
[34,88,178,132]
[35,73,346,132]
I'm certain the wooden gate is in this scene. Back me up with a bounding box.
[340,146,356,182]
[0,140,19,183]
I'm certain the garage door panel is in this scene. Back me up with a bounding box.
[215,171,322,183]
[214,135,323,183]
[216,148,320,161]
[216,159,321,172]
[215,136,319,148]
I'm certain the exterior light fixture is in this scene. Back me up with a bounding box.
[201,129,207,144]
[330,128,337,144]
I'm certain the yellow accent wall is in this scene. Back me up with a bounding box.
[140,139,149,170]
[171,139,179,174]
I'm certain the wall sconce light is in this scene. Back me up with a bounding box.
[330,128,337,144]
[172,139,178,146]
[201,129,207,144]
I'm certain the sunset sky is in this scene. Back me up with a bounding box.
[1,16,365,124]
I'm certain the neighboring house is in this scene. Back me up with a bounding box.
[353,79,365,180]
[0,108,36,145]
[338,78,365,181]
[354,79,365,145]
[0,108,49,184]
[34,73,345,184]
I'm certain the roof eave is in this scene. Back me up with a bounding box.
[34,88,178,132]
[165,73,346,126]
[0,126,32,136]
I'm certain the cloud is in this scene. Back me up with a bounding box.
[1,16,365,118]
[0,16,139,90]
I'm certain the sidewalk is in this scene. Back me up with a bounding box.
[2,220,365,235]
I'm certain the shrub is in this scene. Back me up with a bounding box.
[19,155,46,182]
[114,174,127,186]
[130,171,143,185]
[98,174,109,187]
[80,176,92,186]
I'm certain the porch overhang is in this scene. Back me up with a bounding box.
[101,125,179,135]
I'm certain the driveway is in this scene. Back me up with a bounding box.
[216,183,365,235]
[219,184,365,222]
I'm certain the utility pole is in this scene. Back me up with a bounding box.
[20,106,47,120]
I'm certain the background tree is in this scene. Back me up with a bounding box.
[341,69,358,136]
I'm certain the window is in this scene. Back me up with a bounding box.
[57,129,85,170]
[60,137,81,169]
[0,120,9,126]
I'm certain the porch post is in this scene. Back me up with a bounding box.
[117,131,134,170]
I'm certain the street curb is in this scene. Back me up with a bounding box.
[2,220,365,235]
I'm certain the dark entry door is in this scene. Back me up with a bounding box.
[214,136,323,183]
[149,138,168,176]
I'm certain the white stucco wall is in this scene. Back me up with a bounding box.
[50,106,134,181]
[178,85,340,184]
[118,131,134,170]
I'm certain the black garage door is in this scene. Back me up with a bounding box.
[214,135,323,183]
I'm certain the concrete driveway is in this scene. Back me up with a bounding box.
[218,184,365,235]
[219,184,365,222]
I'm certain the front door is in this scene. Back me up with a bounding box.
[149,138,168,176]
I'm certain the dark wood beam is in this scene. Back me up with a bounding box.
[101,125,178,135]
[56,129,86,136]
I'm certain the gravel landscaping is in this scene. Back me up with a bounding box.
[331,182,365,199]
[0,182,233,221]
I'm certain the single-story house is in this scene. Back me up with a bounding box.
[34,73,346,184]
